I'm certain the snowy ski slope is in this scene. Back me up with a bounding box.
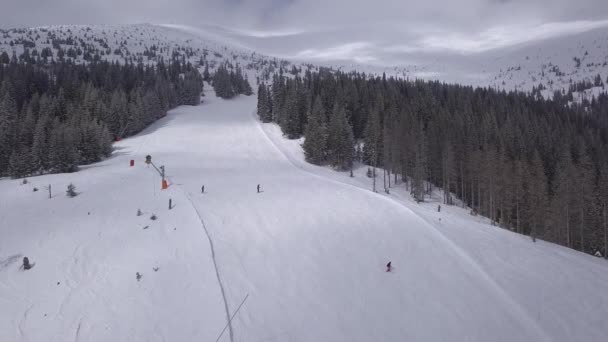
[1,85,608,342]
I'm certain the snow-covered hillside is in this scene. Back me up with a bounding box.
[324,27,608,97]
[473,26,608,96]
[3,23,608,97]
[351,27,608,98]
[1,84,608,342]
[0,23,304,86]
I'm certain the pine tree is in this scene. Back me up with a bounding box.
[362,107,382,166]
[8,147,34,178]
[576,147,595,252]
[600,159,608,257]
[31,110,51,172]
[271,73,285,123]
[236,67,252,96]
[0,84,17,176]
[412,122,427,202]
[303,97,327,164]
[203,63,210,82]
[48,121,79,173]
[106,89,127,137]
[257,84,272,122]
[326,102,354,170]
[526,151,548,239]
[442,142,457,205]
[551,146,576,246]
[0,52,9,64]
[213,64,235,99]
[282,82,301,138]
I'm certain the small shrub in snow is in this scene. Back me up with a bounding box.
[137,208,142,216]
[150,214,157,221]
[22,178,28,185]
[33,187,38,192]
[66,183,77,197]
[23,257,32,270]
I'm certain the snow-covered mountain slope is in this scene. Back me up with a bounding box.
[330,26,608,96]
[186,22,608,95]
[472,26,608,94]
[3,23,608,97]
[1,85,608,342]
[0,23,299,85]
[164,23,608,97]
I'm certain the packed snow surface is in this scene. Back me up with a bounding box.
[1,86,608,342]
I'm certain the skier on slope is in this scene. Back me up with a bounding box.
[386,261,392,272]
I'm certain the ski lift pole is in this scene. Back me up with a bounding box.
[145,155,168,190]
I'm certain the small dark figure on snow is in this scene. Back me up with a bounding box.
[386,261,392,272]
[136,272,142,281]
[66,183,77,198]
[257,184,261,193]
[437,205,441,212]
[23,257,32,270]
[201,185,205,193]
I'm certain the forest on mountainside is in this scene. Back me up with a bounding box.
[0,58,203,178]
[211,62,253,99]
[258,68,608,257]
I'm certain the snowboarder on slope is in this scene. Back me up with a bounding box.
[257,184,261,193]
[386,261,392,272]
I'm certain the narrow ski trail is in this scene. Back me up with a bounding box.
[183,190,234,342]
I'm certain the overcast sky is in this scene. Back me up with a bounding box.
[2,0,608,65]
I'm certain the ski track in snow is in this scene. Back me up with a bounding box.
[0,254,22,271]
[74,319,82,342]
[182,189,234,342]
[18,303,34,340]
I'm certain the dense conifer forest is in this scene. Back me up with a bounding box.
[0,58,203,178]
[258,68,608,256]
[211,62,253,99]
